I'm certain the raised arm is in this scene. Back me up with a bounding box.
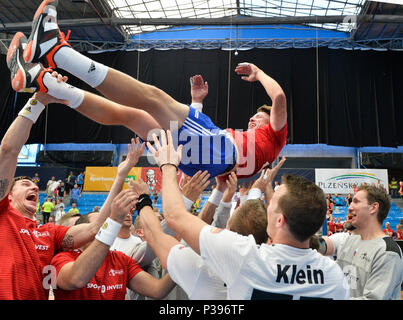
[0,94,46,202]
[61,138,145,250]
[190,74,208,106]
[147,130,208,254]
[129,178,180,270]
[264,156,286,205]
[181,169,210,214]
[212,172,238,228]
[235,63,287,132]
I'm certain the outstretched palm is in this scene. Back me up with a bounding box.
[118,137,145,175]
[147,130,182,168]
[234,63,260,82]
[190,75,208,103]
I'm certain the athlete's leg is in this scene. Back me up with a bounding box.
[75,91,162,141]
[96,68,188,130]
[23,0,188,130]
[10,51,161,141]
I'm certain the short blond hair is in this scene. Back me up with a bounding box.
[134,216,142,230]
[257,104,272,116]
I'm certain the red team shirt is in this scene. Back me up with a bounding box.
[51,249,143,300]
[327,221,336,235]
[227,122,288,179]
[335,223,344,233]
[0,196,69,300]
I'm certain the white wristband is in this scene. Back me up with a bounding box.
[247,188,263,200]
[18,97,45,123]
[240,194,248,204]
[221,201,232,208]
[191,102,203,112]
[95,218,122,246]
[208,189,223,206]
[182,195,194,211]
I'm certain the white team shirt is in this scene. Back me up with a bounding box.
[199,225,350,300]
[110,234,142,257]
[167,244,227,300]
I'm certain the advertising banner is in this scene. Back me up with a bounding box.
[84,166,186,192]
[84,167,142,191]
[315,169,389,194]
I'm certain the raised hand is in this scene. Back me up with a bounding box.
[110,188,139,224]
[146,130,182,169]
[251,169,271,192]
[182,170,211,202]
[117,137,145,176]
[234,62,261,82]
[265,156,286,183]
[190,75,208,103]
[128,178,149,197]
[222,172,238,202]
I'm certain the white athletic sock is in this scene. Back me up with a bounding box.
[42,72,85,108]
[53,46,108,88]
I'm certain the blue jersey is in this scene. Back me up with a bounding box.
[142,106,236,178]
[175,106,236,178]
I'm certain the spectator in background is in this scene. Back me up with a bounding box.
[48,216,55,224]
[92,206,99,212]
[46,176,56,198]
[55,198,65,212]
[70,184,81,206]
[57,181,66,200]
[41,198,54,224]
[32,173,40,187]
[326,209,332,221]
[383,222,394,238]
[327,215,336,236]
[389,177,398,198]
[345,193,353,206]
[76,172,84,192]
[395,224,402,240]
[273,181,280,192]
[67,202,80,215]
[55,204,66,224]
[66,171,76,196]
[335,217,344,233]
[326,194,334,214]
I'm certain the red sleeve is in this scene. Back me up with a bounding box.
[0,195,11,213]
[50,250,79,274]
[127,257,143,281]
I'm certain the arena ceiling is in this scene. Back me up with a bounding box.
[0,0,403,52]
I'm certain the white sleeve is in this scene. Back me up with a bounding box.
[211,201,232,228]
[247,188,262,200]
[167,245,204,298]
[328,232,350,256]
[199,225,256,287]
